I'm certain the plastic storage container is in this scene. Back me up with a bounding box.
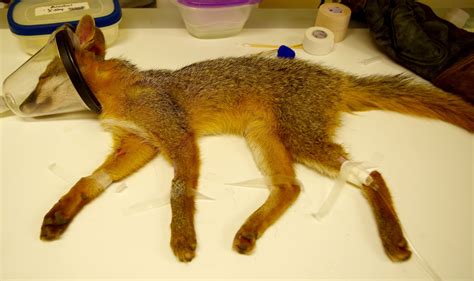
[7,0,121,54]
[174,0,260,38]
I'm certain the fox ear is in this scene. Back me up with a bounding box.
[75,15,106,57]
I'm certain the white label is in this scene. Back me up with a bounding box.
[35,2,90,16]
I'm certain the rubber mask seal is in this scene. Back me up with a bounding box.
[56,29,102,113]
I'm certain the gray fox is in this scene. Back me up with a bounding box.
[33,15,474,262]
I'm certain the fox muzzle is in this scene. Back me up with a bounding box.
[1,25,101,118]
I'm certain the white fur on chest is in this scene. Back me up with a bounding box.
[100,118,158,145]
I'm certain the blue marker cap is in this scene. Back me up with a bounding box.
[277,45,296,59]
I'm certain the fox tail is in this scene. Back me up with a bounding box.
[341,74,474,132]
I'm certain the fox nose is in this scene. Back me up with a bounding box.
[19,91,51,114]
[19,91,38,113]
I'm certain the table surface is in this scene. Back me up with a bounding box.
[0,7,473,281]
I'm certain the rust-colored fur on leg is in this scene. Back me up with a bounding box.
[41,134,158,240]
[170,179,198,262]
[41,176,104,240]
[233,182,300,254]
[233,120,301,254]
[361,171,411,262]
[167,134,200,262]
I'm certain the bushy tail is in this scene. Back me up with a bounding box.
[341,74,474,132]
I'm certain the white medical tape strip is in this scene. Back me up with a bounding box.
[359,56,382,65]
[124,191,214,216]
[226,176,303,191]
[49,163,114,190]
[226,178,268,189]
[312,161,377,220]
[115,182,128,193]
[345,161,377,187]
[194,191,215,201]
[91,171,113,190]
[124,197,169,216]
[48,162,76,183]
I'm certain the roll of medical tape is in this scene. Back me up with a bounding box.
[314,3,352,43]
[303,26,335,56]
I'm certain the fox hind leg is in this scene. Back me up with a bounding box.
[294,142,411,262]
[234,124,301,254]
[295,142,348,179]
[40,133,158,240]
[361,171,411,262]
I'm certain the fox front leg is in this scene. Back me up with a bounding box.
[167,135,200,262]
[40,134,158,240]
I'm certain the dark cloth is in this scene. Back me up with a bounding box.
[342,0,474,104]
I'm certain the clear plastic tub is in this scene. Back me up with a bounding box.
[7,0,122,54]
[174,0,260,38]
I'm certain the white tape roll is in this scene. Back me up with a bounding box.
[303,26,335,56]
[315,3,352,42]
[443,8,470,28]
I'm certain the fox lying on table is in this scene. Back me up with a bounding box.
[31,15,473,262]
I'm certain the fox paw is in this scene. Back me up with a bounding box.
[170,231,197,262]
[40,211,71,241]
[384,237,412,262]
[233,229,257,254]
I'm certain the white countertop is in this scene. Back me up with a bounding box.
[1,7,473,281]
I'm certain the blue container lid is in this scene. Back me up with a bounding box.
[8,0,121,36]
[177,0,260,8]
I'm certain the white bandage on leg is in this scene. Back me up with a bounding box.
[312,160,378,220]
[343,161,377,188]
[90,171,113,190]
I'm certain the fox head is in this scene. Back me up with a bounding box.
[19,15,106,116]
